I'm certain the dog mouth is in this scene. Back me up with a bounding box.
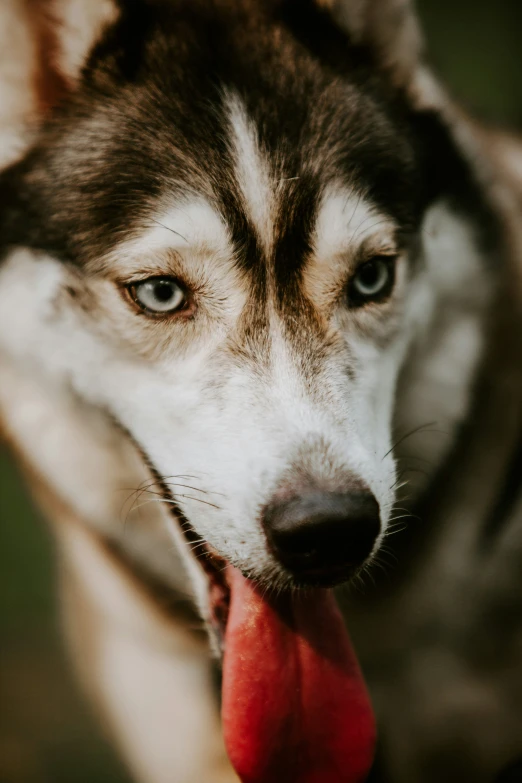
[177,515,231,649]
[178,515,360,651]
[175,511,377,783]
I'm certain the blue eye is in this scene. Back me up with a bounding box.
[349,257,396,306]
[130,277,186,314]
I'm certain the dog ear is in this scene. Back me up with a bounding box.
[317,0,423,89]
[0,0,119,166]
[28,0,120,109]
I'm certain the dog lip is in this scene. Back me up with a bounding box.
[176,514,232,649]
[287,563,360,588]
[174,511,357,647]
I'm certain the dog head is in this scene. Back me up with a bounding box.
[0,0,483,598]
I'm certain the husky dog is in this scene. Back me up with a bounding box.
[1,1,521,781]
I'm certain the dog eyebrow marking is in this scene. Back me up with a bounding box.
[302,185,397,304]
[313,186,396,262]
[147,200,231,253]
[225,91,275,255]
[99,198,234,272]
[149,218,189,244]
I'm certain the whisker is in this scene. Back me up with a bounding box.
[149,217,188,243]
[387,514,414,525]
[382,421,438,461]
[176,494,221,510]
[385,529,406,539]
[130,498,172,513]
[163,482,227,498]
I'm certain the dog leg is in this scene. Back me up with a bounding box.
[54,516,237,783]
[0,359,236,781]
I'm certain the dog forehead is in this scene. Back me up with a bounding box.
[101,92,395,324]
[223,93,395,256]
[225,92,276,255]
[0,0,422,269]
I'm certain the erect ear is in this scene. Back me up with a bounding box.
[317,0,423,90]
[28,0,120,107]
[0,0,119,166]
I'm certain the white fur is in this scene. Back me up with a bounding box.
[0,0,38,167]
[225,93,276,253]
[0,4,506,780]
[0,198,488,596]
[104,199,234,267]
[0,353,189,593]
[0,227,401,588]
[394,202,492,497]
[58,522,236,783]
[313,187,395,258]
[306,186,397,308]
[51,0,119,84]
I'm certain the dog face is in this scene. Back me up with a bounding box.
[0,0,449,591]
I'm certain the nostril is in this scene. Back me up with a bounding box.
[263,490,380,585]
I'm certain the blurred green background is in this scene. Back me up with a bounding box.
[1,1,521,781]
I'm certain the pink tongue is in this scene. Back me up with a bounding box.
[221,567,376,783]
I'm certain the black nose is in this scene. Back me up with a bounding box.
[263,490,380,585]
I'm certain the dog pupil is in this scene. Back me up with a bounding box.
[155,282,174,302]
[360,262,379,287]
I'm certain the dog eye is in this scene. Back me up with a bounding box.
[348,257,396,306]
[129,277,187,314]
